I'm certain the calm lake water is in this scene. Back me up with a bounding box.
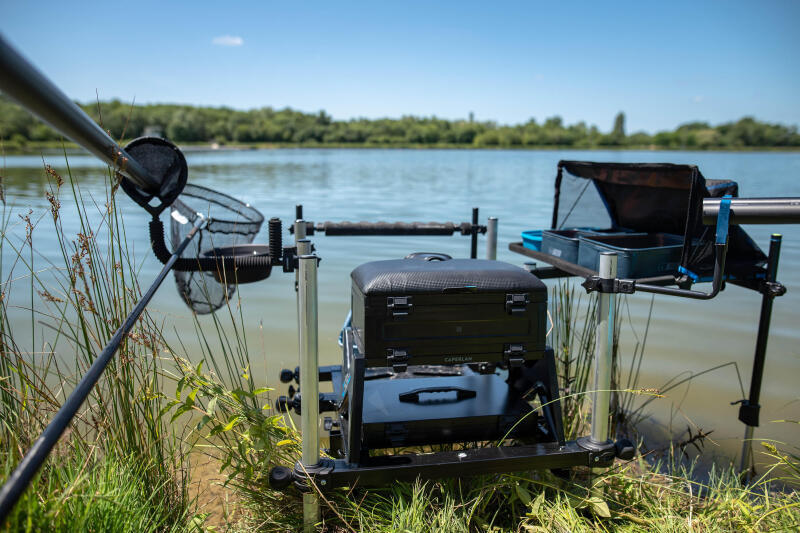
[2,148,799,466]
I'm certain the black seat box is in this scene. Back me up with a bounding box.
[350,258,547,368]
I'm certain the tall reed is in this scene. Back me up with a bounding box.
[0,153,193,530]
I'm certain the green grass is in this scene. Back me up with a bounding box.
[3,449,194,533]
[0,150,797,531]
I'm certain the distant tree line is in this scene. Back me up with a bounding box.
[1,95,799,150]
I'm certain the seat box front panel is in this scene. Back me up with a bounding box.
[352,285,546,367]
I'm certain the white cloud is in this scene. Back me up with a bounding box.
[212,35,244,47]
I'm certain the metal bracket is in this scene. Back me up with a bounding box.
[761,281,787,298]
[733,399,761,427]
[576,436,617,467]
[281,245,320,273]
[292,459,336,491]
[581,276,636,294]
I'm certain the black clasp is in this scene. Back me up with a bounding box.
[387,348,409,372]
[505,293,529,315]
[504,344,526,367]
[387,296,413,318]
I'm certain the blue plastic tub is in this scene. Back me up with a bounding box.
[578,233,684,278]
[521,230,543,251]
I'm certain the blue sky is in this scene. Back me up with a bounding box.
[2,1,799,133]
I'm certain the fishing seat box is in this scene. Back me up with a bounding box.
[350,258,547,369]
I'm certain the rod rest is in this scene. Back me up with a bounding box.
[288,220,488,236]
[148,219,273,276]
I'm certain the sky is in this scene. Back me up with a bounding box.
[2,0,799,133]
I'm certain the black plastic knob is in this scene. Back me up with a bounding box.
[615,438,636,461]
[275,395,290,412]
[268,466,294,490]
[279,369,294,383]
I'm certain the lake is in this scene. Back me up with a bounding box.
[2,148,799,466]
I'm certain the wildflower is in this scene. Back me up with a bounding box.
[44,164,64,187]
[38,290,64,304]
[18,209,33,245]
[46,191,60,222]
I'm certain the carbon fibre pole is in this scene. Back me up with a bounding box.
[0,216,205,522]
[0,33,161,193]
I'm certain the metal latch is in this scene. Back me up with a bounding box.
[386,348,409,372]
[387,296,413,318]
[505,293,529,315]
[504,344,526,367]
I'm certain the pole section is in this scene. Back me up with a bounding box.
[298,253,320,531]
[0,34,161,193]
[590,252,617,445]
[486,217,498,260]
[739,234,782,476]
[702,197,800,225]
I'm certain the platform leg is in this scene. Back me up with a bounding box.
[486,217,498,260]
[739,234,782,478]
[590,252,617,445]
[588,253,617,495]
[298,253,320,530]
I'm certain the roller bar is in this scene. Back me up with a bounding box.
[702,197,800,225]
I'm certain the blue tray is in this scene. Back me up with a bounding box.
[578,233,684,278]
[521,230,543,251]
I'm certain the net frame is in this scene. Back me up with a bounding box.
[170,184,265,314]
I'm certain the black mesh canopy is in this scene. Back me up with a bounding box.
[170,184,264,314]
[553,161,766,279]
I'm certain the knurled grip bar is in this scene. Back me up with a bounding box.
[289,220,488,236]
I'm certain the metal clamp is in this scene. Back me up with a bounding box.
[581,276,636,294]
[762,281,787,298]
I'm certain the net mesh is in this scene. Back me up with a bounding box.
[170,184,264,314]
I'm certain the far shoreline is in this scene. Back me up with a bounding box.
[4,141,800,156]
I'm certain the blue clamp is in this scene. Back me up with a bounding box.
[715,195,732,245]
[678,265,699,281]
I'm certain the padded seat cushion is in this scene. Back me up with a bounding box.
[351,258,546,296]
